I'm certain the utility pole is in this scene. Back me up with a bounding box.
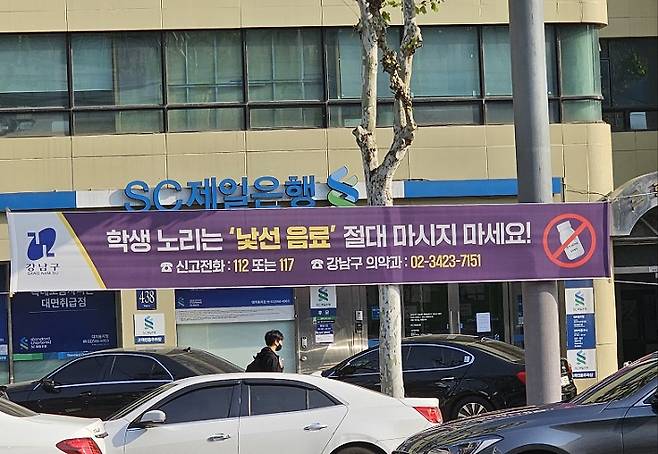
[509,0,562,404]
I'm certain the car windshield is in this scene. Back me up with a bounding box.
[473,338,525,363]
[0,398,37,417]
[572,354,657,405]
[108,382,177,421]
[174,350,243,374]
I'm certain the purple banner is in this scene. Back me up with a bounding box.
[9,203,611,292]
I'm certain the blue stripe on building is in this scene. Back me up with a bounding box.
[0,191,77,211]
[403,177,563,198]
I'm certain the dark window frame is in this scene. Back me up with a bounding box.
[0,24,604,137]
[240,379,340,417]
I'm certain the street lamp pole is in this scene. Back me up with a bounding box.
[509,0,562,404]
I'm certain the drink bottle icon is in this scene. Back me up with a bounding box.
[557,221,585,260]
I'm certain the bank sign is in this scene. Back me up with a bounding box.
[123,166,359,211]
[8,203,610,292]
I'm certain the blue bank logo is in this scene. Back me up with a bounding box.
[574,291,586,309]
[19,337,30,351]
[144,316,155,331]
[327,166,359,207]
[576,350,587,366]
[27,228,57,261]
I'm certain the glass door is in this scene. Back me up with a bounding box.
[403,284,450,337]
[458,283,506,341]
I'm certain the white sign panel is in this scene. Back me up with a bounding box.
[310,286,337,309]
[566,288,595,314]
[476,312,492,333]
[134,313,166,345]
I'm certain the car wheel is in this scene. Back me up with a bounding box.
[453,396,494,419]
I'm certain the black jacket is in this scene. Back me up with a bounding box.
[246,347,283,372]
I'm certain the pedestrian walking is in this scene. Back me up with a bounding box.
[245,330,284,372]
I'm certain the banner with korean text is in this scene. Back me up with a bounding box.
[8,203,611,292]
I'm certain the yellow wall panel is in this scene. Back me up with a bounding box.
[563,144,590,201]
[246,150,328,182]
[73,155,166,190]
[246,129,327,152]
[409,147,488,180]
[120,289,177,349]
[167,153,247,183]
[414,126,487,148]
[0,214,9,262]
[166,132,246,155]
[0,158,72,192]
[72,135,167,158]
[66,0,162,31]
[603,0,658,37]
[486,146,517,179]
[636,150,658,175]
[485,125,515,147]
[635,131,658,150]
[613,151,639,187]
[162,0,240,29]
[0,137,71,160]
[241,0,322,27]
[0,0,66,32]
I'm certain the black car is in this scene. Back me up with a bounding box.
[0,347,242,419]
[322,334,577,420]
[395,352,658,454]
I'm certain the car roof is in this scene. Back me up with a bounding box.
[87,347,198,357]
[401,334,491,346]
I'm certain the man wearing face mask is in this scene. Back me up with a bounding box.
[246,330,284,372]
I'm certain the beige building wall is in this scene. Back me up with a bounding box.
[601,0,657,38]
[0,0,608,33]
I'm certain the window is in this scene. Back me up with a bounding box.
[246,29,322,102]
[412,27,480,97]
[0,34,67,108]
[405,346,472,371]
[51,356,111,385]
[560,25,601,98]
[249,384,307,415]
[346,350,379,374]
[308,389,336,409]
[107,356,170,382]
[157,385,235,424]
[168,107,244,132]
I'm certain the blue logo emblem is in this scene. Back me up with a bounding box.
[576,350,587,366]
[144,316,155,330]
[327,166,359,207]
[27,228,57,261]
[19,337,30,351]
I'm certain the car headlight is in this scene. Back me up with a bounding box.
[427,436,503,454]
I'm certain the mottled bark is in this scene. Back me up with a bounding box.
[353,0,426,399]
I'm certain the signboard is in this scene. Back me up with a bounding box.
[175,287,294,324]
[310,286,337,344]
[136,289,157,310]
[565,284,597,379]
[8,203,610,292]
[134,313,166,344]
[11,291,117,360]
[0,296,7,361]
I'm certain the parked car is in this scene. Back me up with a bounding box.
[322,334,577,420]
[2,347,243,419]
[0,397,107,453]
[103,373,440,454]
[394,351,658,454]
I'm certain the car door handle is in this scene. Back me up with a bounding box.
[78,391,93,397]
[304,423,328,431]
[207,433,231,442]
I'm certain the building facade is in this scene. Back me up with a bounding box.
[0,1,633,390]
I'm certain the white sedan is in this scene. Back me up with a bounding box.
[103,373,441,454]
[0,397,107,453]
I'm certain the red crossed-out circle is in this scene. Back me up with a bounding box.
[542,213,597,269]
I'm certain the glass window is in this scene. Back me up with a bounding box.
[412,27,480,98]
[328,103,394,128]
[249,106,323,129]
[0,34,67,107]
[406,346,471,370]
[0,112,69,138]
[563,100,602,122]
[246,29,322,102]
[459,283,506,340]
[482,26,558,97]
[308,389,336,409]
[414,103,481,125]
[51,356,111,385]
[158,386,234,423]
[249,384,307,415]
[73,110,163,135]
[486,101,560,124]
[166,31,243,104]
[326,28,400,100]
[72,33,163,106]
[608,38,658,108]
[168,108,244,132]
[404,284,450,337]
[108,356,170,381]
[560,25,601,97]
[346,350,379,374]
[573,355,657,405]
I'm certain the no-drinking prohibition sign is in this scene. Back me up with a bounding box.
[543,213,597,269]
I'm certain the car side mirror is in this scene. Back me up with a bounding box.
[137,410,166,428]
[41,379,59,393]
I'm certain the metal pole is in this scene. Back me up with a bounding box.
[7,295,14,384]
[509,0,562,405]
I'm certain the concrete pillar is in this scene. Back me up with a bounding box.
[593,277,618,380]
